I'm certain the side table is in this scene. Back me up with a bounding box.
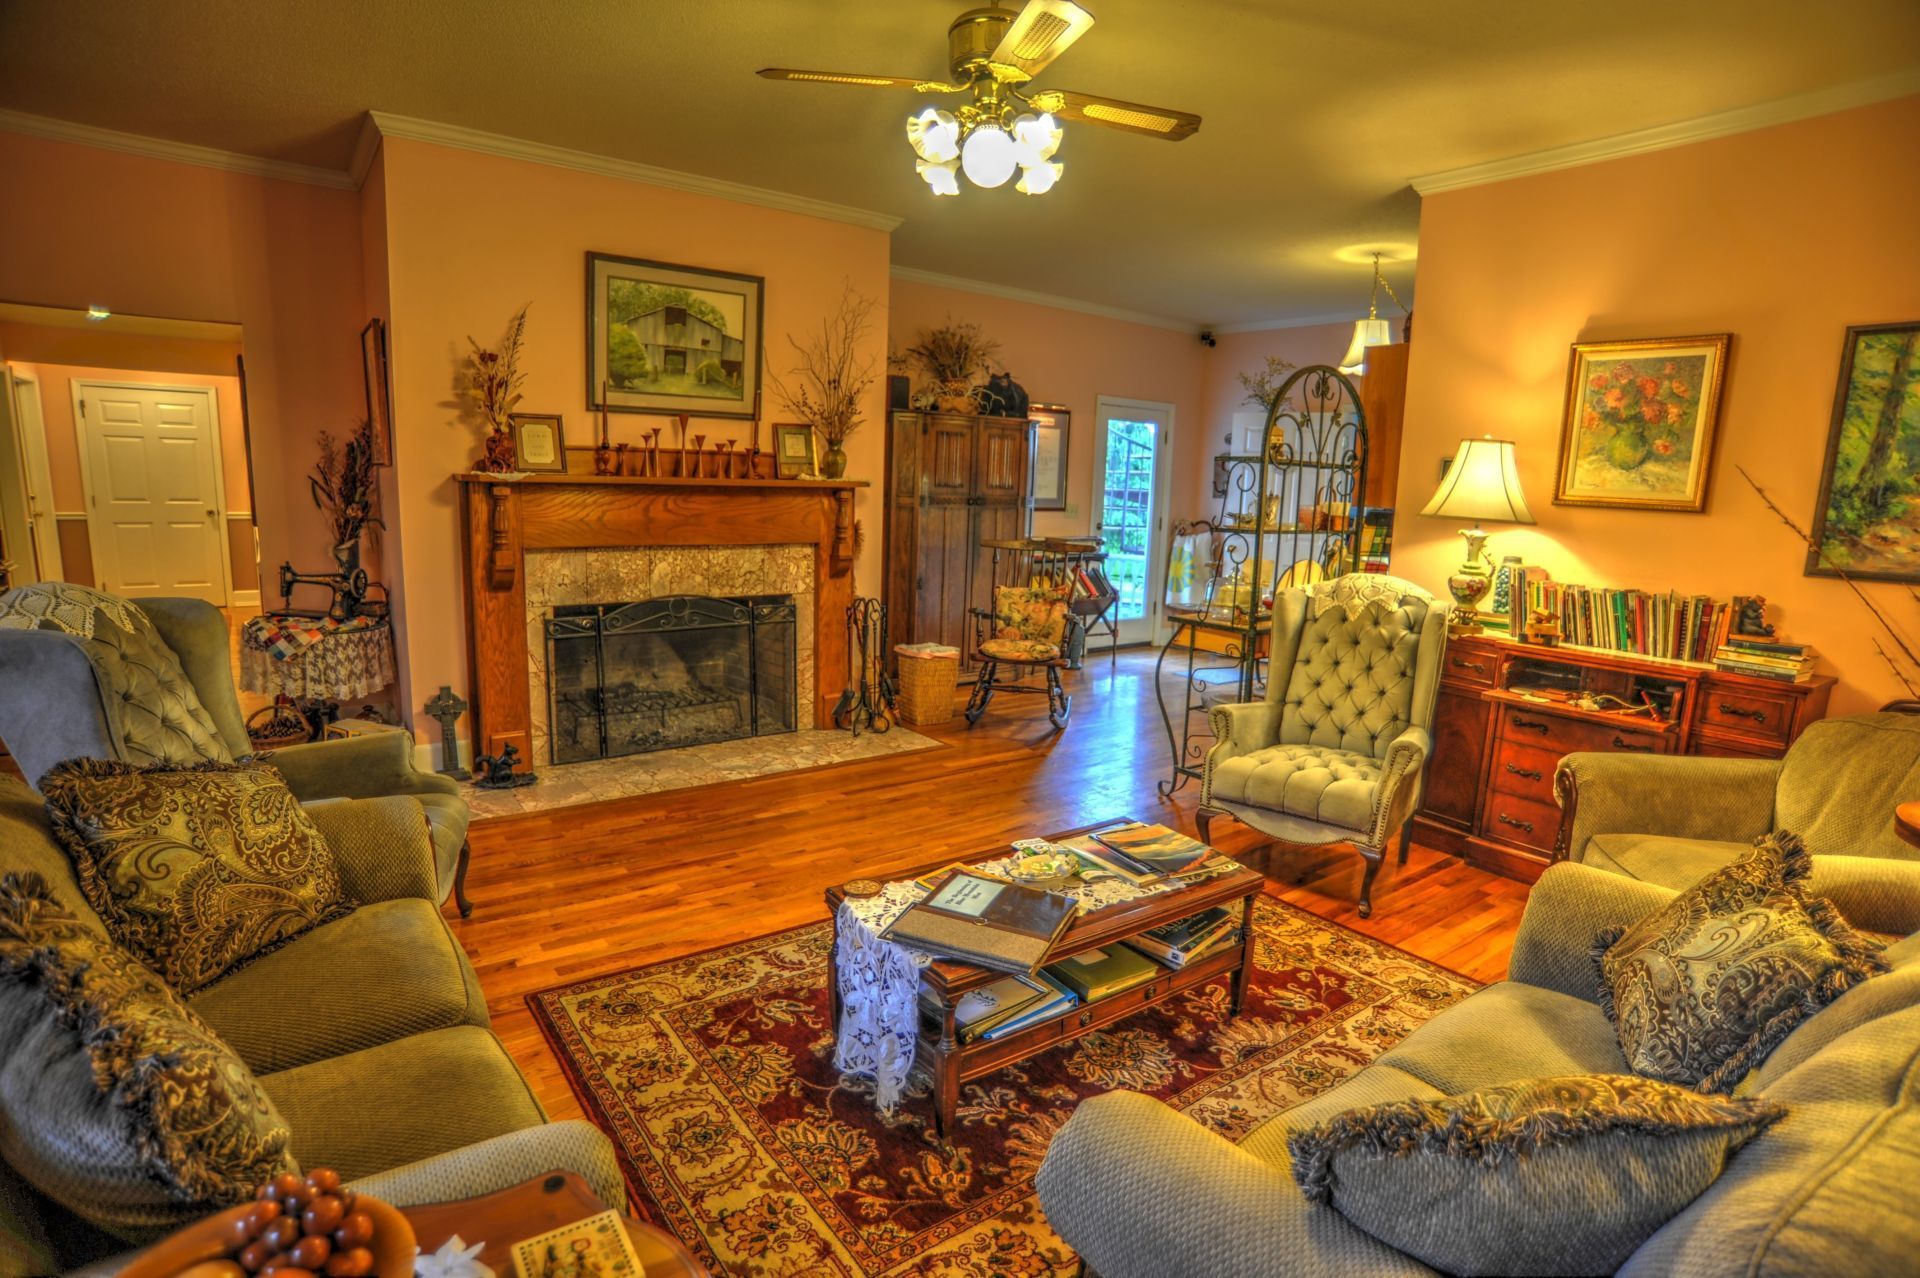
[1897,801,1920,850]
[407,1172,705,1277]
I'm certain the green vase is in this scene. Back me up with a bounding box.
[1607,427,1650,471]
[820,444,848,479]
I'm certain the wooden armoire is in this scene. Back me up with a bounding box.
[885,411,1034,653]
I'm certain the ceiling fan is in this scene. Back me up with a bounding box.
[758,0,1201,196]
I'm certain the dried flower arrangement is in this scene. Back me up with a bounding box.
[897,318,1001,390]
[1238,355,1299,412]
[465,304,529,472]
[1739,464,1920,697]
[309,419,383,565]
[768,284,880,477]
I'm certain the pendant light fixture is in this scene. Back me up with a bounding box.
[1338,252,1410,376]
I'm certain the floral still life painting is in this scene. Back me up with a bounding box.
[1806,321,1920,583]
[1553,334,1730,512]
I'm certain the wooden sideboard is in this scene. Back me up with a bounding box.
[1414,632,1835,881]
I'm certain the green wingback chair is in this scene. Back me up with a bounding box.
[1199,575,1447,917]
[0,587,473,916]
[1557,710,1920,890]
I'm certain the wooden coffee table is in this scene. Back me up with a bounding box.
[826,819,1264,1137]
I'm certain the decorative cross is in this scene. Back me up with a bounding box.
[423,685,470,780]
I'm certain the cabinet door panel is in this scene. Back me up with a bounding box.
[1424,683,1490,828]
[975,418,1031,502]
[926,416,975,501]
[919,499,974,650]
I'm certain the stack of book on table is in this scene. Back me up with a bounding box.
[933,970,1080,1043]
[1066,821,1218,885]
[1713,637,1816,682]
[1122,906,1241,969]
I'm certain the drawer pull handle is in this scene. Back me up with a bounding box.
[1718,702,1768,723]
[1498,813,1535,833]
[1513,717,1550,735]
[1452,658,1487,673]
[1078,1008,1093,1028]
[1504,762,1543,781]
[1144,982,1159,1000]
[1612,734,1656,753]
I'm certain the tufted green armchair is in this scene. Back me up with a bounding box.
[1199,576,1447,917]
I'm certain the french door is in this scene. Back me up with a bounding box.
[1091,397,1174,647]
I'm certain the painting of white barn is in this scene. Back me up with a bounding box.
[589,253,763,420]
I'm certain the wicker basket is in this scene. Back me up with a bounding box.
[894,643,961,725]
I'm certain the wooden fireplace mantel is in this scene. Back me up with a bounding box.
[456,472,867,768]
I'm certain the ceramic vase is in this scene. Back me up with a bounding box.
[819,443,848,479]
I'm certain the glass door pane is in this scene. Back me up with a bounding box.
[1092,401,1172,646]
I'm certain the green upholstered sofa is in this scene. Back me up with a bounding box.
[1558,711,1920,890]
[0,595,474,916]
[1036,858,1920,1277]
[0,777,619,1273]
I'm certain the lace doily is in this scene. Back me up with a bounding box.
[832,853,1241,1111]
[0,582,140,638]
[1307,573,1436,620]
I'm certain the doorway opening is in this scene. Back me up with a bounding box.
[0,302,256,606]
[1091,396,1175,648]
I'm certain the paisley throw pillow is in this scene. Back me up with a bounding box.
[41,758,354,994]
[1594,831,1887,1093]
[1289,1073,1783,1277]
[0,872,295,1239]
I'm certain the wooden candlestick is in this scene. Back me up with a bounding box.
[689,433,706,479]
[717,440,734,480]
[674,413,690,478]
[594,381,615,476]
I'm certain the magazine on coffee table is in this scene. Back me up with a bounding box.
[883,870,1077,974]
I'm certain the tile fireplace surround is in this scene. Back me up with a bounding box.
[456,473,864,769]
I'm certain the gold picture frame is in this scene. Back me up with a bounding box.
[1553,334,1730,512]
[509,413,567,473]
[772,422,818,479]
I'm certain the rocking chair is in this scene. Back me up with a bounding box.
[964,583,1074,729]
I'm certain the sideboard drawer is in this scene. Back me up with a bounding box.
[1699,684,1797,748]
[1488,741,1561,805]
[1442,646,1498,688]
[1478,792,1561,854]
[1500,706,1667,758]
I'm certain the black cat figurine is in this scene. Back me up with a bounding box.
[979,371,1030,419]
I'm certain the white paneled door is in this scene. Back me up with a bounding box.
[75,381,230,604]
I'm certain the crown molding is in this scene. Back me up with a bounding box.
[348,113,383,187]
[889,265,1197,333]
[1412,69,1920,195]
[1211,311,1368,335]
[367,111,902,232]
[0,108,357,189]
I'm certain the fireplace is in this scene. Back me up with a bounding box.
[544,594,797,764]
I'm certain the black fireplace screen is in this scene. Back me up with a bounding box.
[545,595,797,764]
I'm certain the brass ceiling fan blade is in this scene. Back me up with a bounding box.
[1030,88,1201,140]
[756,68,967,93]
[987,0,1096,81]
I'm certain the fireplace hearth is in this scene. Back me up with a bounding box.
[544,595,796,764]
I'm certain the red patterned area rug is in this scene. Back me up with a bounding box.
[529,895,1478,1276]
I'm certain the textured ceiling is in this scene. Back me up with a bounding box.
[3,0,1917,326]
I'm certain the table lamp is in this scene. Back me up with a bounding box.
[1420,436,1534,635]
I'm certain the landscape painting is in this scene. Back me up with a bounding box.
[1553,334,1730,512]
[1807,321,1920,582]
[587,253,763,420]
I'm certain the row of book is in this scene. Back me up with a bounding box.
[1713,637,1817,683]
[1509,568,1737,663]
[935,906,1244,1044]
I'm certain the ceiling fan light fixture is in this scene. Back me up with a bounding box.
[917,158,962,196]
[906,107,961,162]
[1011,112,1062,163]
[960,123,1018,188]
[1015,159,1062,195]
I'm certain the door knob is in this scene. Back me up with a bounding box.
[206,509,217,518]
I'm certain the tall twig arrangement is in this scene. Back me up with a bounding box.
[1737,464,1919,696]
[1238,356,1298,411]
[768,285,879,446]
[897,318,1001,387]
[309,420,383,547]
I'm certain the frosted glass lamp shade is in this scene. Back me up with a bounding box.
[1337,316,1393,376]
[907,108,960,162]
[1016,160,1062,194]
[1011,113,1063,162]
[1421,437,1535,526]
[960,124,1018,188]
[916,159,961,195]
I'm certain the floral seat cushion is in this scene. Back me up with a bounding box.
[982,584,1069,663]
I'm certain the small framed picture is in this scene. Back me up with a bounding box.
[509,413,567,472]
[1030,403,1069,511]
[359,318,393,465]
[772,422,818,478]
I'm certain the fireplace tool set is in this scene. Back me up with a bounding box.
[834,597,897,737]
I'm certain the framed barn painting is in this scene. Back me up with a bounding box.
[586,253,763,420]
[1552,334,1730,512]
[1806,321,1920,582]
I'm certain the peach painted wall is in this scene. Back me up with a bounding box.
[1193,323,1362,514]
[0,131,366,586]
[1395,94,1920,716]
[377,136,892,733]
[888,278,1208,540]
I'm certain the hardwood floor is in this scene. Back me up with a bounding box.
[455,648,1530,1122]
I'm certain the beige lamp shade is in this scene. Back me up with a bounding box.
[1337,317,1393,376]
[1421,437,1535,525]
